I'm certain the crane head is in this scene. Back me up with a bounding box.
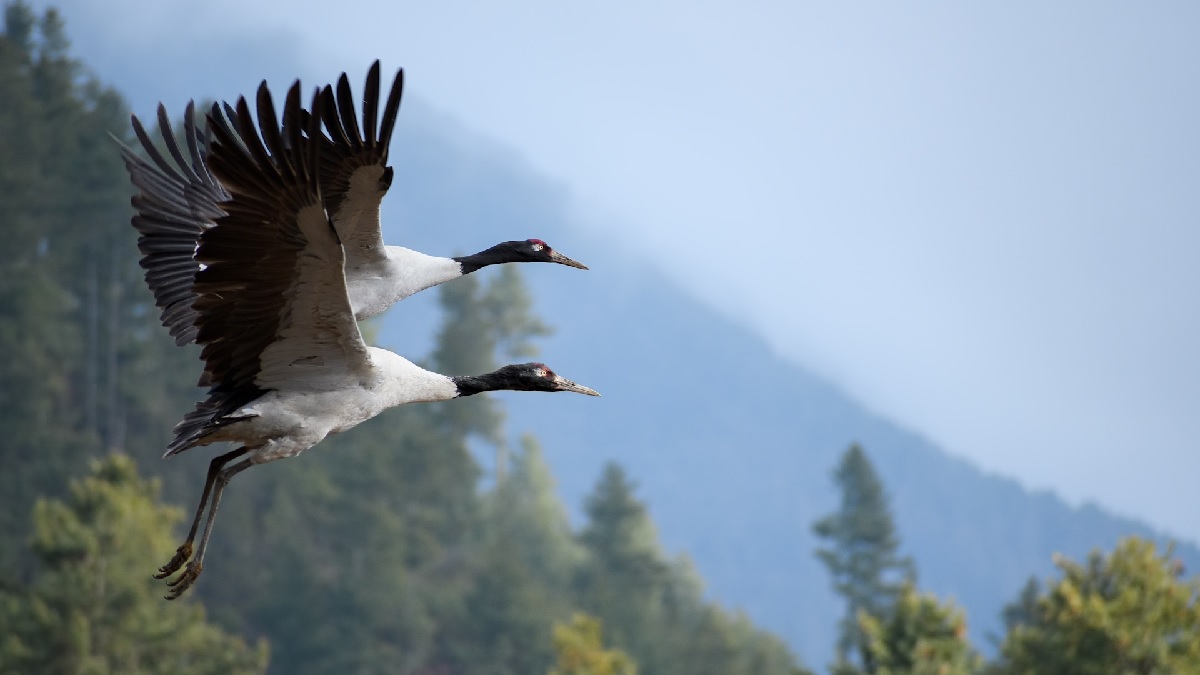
[508,363,600,396]
[457,363,600,397]
[455,239,589,273]
[514,239,590,269]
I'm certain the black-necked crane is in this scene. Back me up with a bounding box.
[148,80,599,599]
[117,61,586,347]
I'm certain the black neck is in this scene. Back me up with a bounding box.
[452,241,521,275]
[451,374,492,397]
[451,365,541,397]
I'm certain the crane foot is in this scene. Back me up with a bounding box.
[163,561,203,600]
[153,541,193,580]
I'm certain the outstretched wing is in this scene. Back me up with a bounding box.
[168,80,371,455]
[116,102,229,345]
[314,60,404,268]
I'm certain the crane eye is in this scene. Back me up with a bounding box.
[533,366,549,378]
[528,239,546,252]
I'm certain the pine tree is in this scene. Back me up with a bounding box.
[813,444,914,671]
[440,436,586,674]
[990,537,1200,674]
[0,455,268,674]
[574,463,676,670]
[489,434,585,587]
[858,583,981,675]
[573,463,808,675]
[576,464,668,634]
[445,535,557,675]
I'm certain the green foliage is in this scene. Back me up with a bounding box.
[857,583,981,675]
[815,444,914,668]
[490,434,586,586]
[549,614,637,675]
[815,447,983,675]
[575,463,670,654]
[0,0,197,577]
[990,537,1200,675]
[439,438,578,674]
[444,535,557,675]
[579,464,665,579]
[0,455,267,674]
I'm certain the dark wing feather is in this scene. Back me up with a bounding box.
[314,60,405,266]
[167,80,368,455]
[116,101,229,345]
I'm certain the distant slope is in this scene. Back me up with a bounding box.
[379,100,1200,664]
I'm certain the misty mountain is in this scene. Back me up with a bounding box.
[374,99,1200,663]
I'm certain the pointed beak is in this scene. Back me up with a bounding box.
[549,249,589,270]
[553,374,601,396]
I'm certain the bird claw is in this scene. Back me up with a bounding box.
[153,541,194,580]
[163,561,203,600]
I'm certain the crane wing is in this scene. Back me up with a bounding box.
[117,102,229,345]
[194,80,371,407]
[313,60,404,269]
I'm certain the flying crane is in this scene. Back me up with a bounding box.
[117,61,587,347]
[136,79,598,599]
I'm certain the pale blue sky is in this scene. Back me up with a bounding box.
[45,0,1200,542]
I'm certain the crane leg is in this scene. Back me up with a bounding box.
[154,446,248,581]
[163,456,254,600]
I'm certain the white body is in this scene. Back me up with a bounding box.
[346,246,463,320]
[199,348,457,465]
